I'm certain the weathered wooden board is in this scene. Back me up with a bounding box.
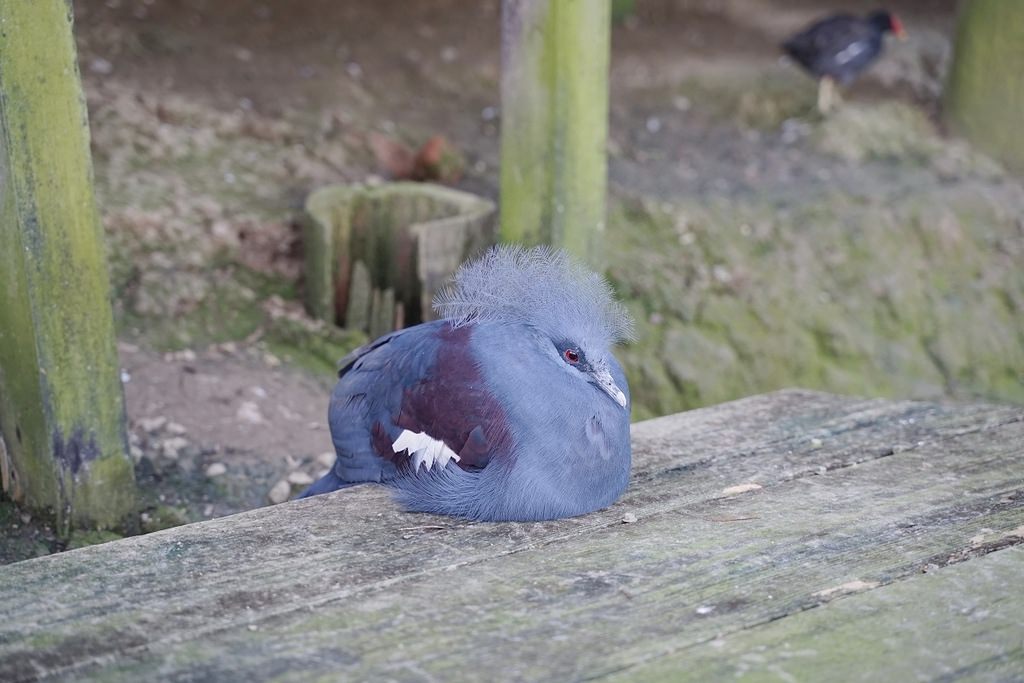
[615,545,1024,682]
[0,390,1021,682]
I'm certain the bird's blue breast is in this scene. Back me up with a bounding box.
[466,322,632,519]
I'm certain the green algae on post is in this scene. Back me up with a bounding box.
[0,0,136,533]
[500,0,611,265]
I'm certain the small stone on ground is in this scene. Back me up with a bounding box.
[205,462,227,477]
[268,480,291,504]
[287,471,314,486]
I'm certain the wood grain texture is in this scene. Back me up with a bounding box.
[615,546,1024,682]
[0,390,1021,681]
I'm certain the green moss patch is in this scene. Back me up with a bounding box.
[607,178,1024,417]
[67,529,125,550]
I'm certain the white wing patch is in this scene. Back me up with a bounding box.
[392,430,461,472]
[834,41,868,65]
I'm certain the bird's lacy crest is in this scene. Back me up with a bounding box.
[432,245,635,348]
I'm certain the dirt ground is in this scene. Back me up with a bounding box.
[7,0,1016,561]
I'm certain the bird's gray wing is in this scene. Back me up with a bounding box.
[327,320,513,485]
[809,16,875,52]
[326,323,443,484]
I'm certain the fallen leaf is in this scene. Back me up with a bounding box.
[411,135,463,183]
[368,132,415,179]
[267,480,291,505]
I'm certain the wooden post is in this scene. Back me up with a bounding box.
[945,0,1024,172]
[500,0,611,264]
[0,0,136,533]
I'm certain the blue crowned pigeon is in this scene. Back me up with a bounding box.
[300,245,634,521]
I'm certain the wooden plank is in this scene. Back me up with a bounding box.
[0,0,135,531]
[500,0,611,262]
[0,391,1020,681]
[612,545,1024,682]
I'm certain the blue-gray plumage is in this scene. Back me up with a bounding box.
[300,245,634,521]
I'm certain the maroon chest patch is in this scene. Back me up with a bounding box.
[373,324,514,471]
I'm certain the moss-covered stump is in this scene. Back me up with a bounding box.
[304,182,496,337]
[609,179,1024,420]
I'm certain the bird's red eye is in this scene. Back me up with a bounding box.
[564,349,580,363]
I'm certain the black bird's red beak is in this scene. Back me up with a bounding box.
[891,15,907,39]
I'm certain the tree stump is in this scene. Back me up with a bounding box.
[304,183,496,337]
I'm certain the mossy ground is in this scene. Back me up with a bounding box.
[0,497,57,563]
[607,173,1024,419]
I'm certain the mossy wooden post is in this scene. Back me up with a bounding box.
[0,0,136,534]
[945,0,1024,173]
[500,0,611,264]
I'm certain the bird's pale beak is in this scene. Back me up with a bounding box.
[591,366,628,409]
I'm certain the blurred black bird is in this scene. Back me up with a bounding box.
[782,10,906,113]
